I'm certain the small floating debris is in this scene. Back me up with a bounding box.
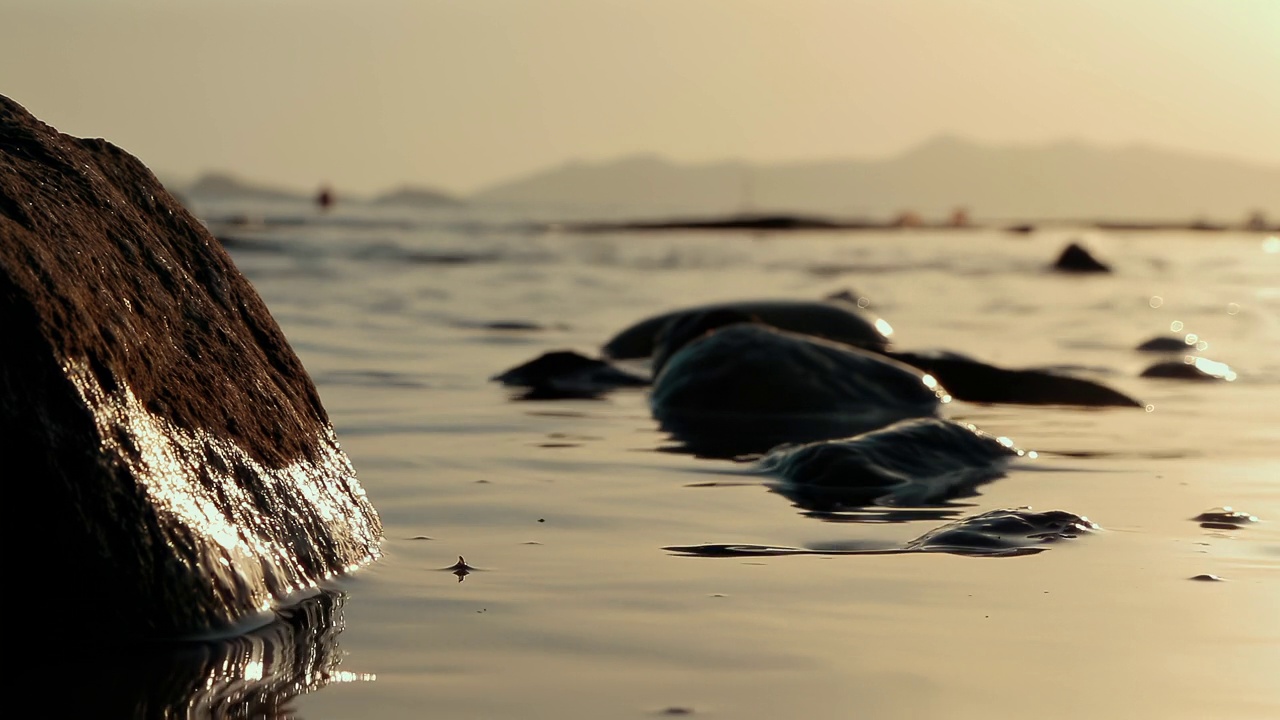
[1189,574,1226,582]
[1193,506,1260,530]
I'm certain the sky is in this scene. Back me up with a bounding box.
[2,0,1278,196]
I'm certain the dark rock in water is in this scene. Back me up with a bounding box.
[886,349,1142,407]
[1193,506,1259,530]
[1140,357,1237,381]
[651,324,948,456]
[492,350,648,399]
[1135,335,1194,352]
[664,508,1098,559]
[0,95,381,638]
[651,307,758,376]
[1051,242,1111,273]
[759,418,1027,509]
[902,508,1099,556]
[602,299,891,359]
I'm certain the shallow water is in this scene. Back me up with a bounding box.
[204,200,1278,719]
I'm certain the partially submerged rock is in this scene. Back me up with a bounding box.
[1193,506,1259,530]
[0,95,381,637]
[902,508,1099,556]
[664,508,1098,558]
[1135,335,1195,352]
[1051,242,1111,273]
[759,418,1028,508]
[602,299,891,359]
[651,324,948,455]
[886,349,1143,407]
[492,349,647,399]
[1141,357,1237,381]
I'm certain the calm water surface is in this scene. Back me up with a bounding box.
[205,201,1279,719]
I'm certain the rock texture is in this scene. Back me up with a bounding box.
[759,418,1026,508]
[0,95,381,637]
[602,299,891,359]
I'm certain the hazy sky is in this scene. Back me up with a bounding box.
[3,1,1277,195]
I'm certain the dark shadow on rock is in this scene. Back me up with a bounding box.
[665,508,1098,559]
[1140,357,1237,381]
[886,349,1142,407]
[493,350,648,400]
[759,418,1026,513]
[1051,242,1110,273]
[19,590,356,719]
[603,299,891,359]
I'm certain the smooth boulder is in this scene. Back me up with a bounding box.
[650,324,948,455]
[886,349,1143,407]
[0,95,381,638]
[602,299,891,359]
[758,418,1027,508]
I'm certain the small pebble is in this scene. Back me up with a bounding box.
[1189,574,1226,582]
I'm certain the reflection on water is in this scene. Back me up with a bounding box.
[23,591,362,718]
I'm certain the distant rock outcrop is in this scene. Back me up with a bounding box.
[0,95,382,638]
[1051,242,1111,273]
[370,185,462,208]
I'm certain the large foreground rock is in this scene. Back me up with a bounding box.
[0,95,381,637]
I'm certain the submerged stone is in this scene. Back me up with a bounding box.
[650,324,948,455]
[602,298,891,359]
[1135,335,1195,352]
[903,508,1099,556]
[492,349,648,399]
[1051,242,1111,273]
[759,418,1027,508]
[1140,356,1237,381]
[0,95,381,638]
[886,349,1143,407]
[1193,506,1259,529]
[664,508,1098,558]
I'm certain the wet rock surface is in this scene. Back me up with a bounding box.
[1135,335,1195,352]
[1193,507,1260,530]
[665,508,1098,558]
[759,418,1027,509]
[492,350,648,399]
[0,95,381,637]
[602,298,890,359]
[651,324,948,455]
[886,349,1142,407]
[1141,357,1237,381]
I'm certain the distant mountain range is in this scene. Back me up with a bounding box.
[175,173,463,208]
[473,137,1280,221]
[173,137,1280,221]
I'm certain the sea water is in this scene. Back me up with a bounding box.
[200,198,1278,719]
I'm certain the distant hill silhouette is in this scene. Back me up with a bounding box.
[370,185,463,208]
[473,137,1280,221]
[186,172,308,202]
